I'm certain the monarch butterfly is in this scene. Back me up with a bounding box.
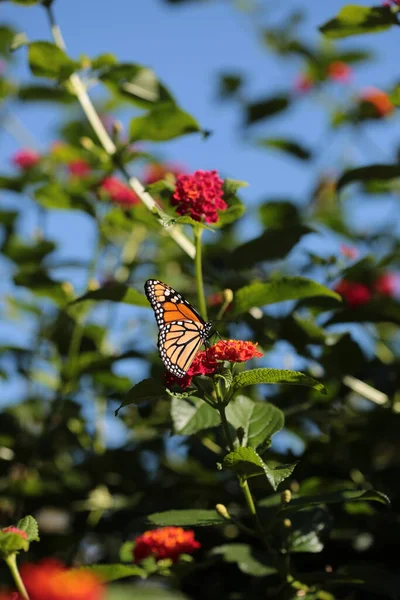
[144,279,213,377]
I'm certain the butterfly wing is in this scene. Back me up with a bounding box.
[145,279,210,377]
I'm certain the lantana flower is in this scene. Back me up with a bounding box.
[334,279,371,307]
[373,273,398,297]
[99,176,140,207]
[68,159,91,177]
[133,527,200,563]
[21,559,104,600]
[166,339,263,389]
[327,61,352,83]
[11,148,40,170]
[171,170,227,224]
[359,87,394,118]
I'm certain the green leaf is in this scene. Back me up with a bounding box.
[3,236,56,265]
[99,63,174,108]
[232,368,326,395]
[13,267,69,305]
[287,507,331,553]
[319,5,398,39]
[223,447,297,490]
[28,41,77,80]
[390,84,400,106]
[214,195,246,228]
[119,541,135,563]
[284,489,390,511]
[0,209,18,228]
[170,216,215,231]
[72,284,148,307]
[146,509,225,527]
[108,585,188,600]
[10,0,41,4]
[225,396,284,449]
[218,73,244,99]
[229,226,312,268]
[0,26,17,57]
[171,396,220,435]
[246,95,290,125]
[34,182,94,215]
[83,564,145,583]
[210,544,276,577]
[337,164,400,192]
[130,103,200,142]
[18,84,74,103]
[17,516,40,542]
[326,298,400,326]
[222,178,249,195]
[115,379,167,415]
[232,277,340,316]
[257,138,312,161]
[259,201,301,228]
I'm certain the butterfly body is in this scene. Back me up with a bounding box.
[145,279,213,377]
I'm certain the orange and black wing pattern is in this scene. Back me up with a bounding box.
[144,279,213,377]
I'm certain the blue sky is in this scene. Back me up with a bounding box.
[1,0,399,449]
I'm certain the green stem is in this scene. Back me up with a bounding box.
[194,227,208,322]
[93,395,106,454]
[5,554,30,600]
[217,402,234,452]
[44,3,195,259]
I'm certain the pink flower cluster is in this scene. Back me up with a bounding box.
[171,170,227,224]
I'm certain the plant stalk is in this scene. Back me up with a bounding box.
[194,227,208,321]
[5,554,30,600]
[44,3,195,259]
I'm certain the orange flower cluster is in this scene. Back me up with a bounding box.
[133,527,200,563]
[166,339,263,389]
[21,559,104,600]
[360,87,394,117]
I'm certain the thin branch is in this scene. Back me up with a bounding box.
[342,374,388,406]
[44,4,195,259]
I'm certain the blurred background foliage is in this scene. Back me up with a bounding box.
[1,0,400,598]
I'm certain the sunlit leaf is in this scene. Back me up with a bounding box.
[28,41,77,80]
[210,544,276,576]
[320,5,398,39]
[83,564,145,582]
[225,396,284,449]
[115,379,167,415]
[223,447,297,490]
[171,396,220,435]
[232,277,340,315]
[130,103,200,142]
[257,138,312,161]
[17,516,39,542]
[232,368,325,395]
[146,509,225,527]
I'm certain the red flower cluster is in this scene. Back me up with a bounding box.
[0,593,19,600]
[1,527,27,539]
[171,170,227,224]
[68,159,91,177]
[133,527,200,563]
[382,0,400,6]
[11,148,40,170]
[166,339,263,389]
[21,559,104,600]
[100,176,140,207]
[327,61,352,83]
[143,162,184,185]
[334,273,398,307]
[334,280,371,307]
[359,87,394,117]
